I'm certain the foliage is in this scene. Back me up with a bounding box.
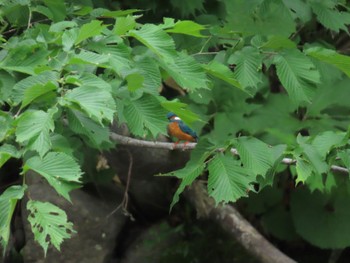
[1,0,350,257]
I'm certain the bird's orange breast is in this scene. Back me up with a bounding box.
[168,122,196,142]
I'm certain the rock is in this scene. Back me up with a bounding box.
[21,172,126,263]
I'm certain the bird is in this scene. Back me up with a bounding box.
[167,112,198,145]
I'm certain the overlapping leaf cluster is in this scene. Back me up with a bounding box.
[1,0,350,255]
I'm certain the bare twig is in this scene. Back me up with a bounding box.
[110,133,349,174]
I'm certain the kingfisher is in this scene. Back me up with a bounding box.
[167,112,198,144]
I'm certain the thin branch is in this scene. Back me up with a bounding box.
[110,133,349,174]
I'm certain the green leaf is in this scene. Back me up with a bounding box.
[166,20,206,37]
[236,137,274,176]
[123,94,168,137]
[133,56,161,94]
[0,144,20,168]
[159,52,208,91]
[0,185,26,253]
[43,0,66,22]
[311,131,345,159]
[224,0,295,37]
[260,36,297,50]
[49,21,77,33]
[114,15,136,35]
[23,152,82,201]
[64,86,116,124]
[170,0,205,17]
[27,200,75,255]
[16,109,55,157]
[208,154,254,204]
[67,109,111,148]
[12,71,59,105]
[21,82,57,109]
[0,70,15,104]
[228,47,263,90]
[297,135,328,176]
[295,157,313,184]
[291,188,350,249]
[203,60,244,92]
[169,161,206,210]
[273,49,320,105]
[0,46,49,75]
[129,24,177,61]
[75,20,107,45]
[305,47,350,78]
[310,2,350,33]
[126,73,144,91]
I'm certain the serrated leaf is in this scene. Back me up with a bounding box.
[123,94,168,137]
[67,109,111,148]
[0,46,49,75]
[43,0,66,22]
[134,56,161,94]
[159,52,208,91]
[27,200,75,255]
[114,15,136,35]
[16,110,55,157]
[49,21,77,32]
[78,73,112,92]
[64,86,116,124]
[0,185,26,253]
[0,144,20,168]
[166,20,206,37]
[12,71,59,105]
[24,152,82,201]
[126,73,144,91]
[69,50,109,66]
[273,50,320,105]
[0,70,15,104]
[75,20,107,45]
[129,24,177,61]
[208,154,254,204]
[297,135,328,175]
[295,157,313,183]
[169,162,206,210]
[261,36,297,50]
[170,0,205,17]
[311,131,345,159]
[305,47,350,78]
[310,2,350,33]
[236,136,274,176]
[203,60,244,92]
[62,28,79,51]
[21,82,57,109]
[228,47,262,90]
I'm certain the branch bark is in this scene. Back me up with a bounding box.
[186,181,297,263]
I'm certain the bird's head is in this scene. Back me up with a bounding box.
[166,112,181,121]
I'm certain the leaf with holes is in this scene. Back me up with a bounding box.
[236,136,275,176]
[208,154,254,204]
[27,200,75,255]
